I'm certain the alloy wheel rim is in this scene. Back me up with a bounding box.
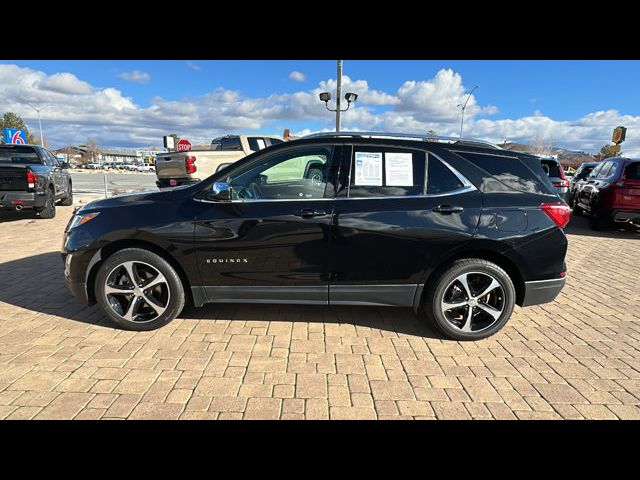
[440,271,506,333]
[104,261,170,323]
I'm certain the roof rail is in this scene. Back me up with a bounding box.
[301,131,503,150]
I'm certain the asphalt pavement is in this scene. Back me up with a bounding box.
[71,171,158,202]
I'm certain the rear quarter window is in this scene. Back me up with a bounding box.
[453,151,553,194]
[625,162,640,180]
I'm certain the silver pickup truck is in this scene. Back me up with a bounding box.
[155,134,284,188]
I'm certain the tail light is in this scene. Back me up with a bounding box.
[26,170,36,189]
[553,165,569,187]
[185,156,196,174]
[541,202,571,228]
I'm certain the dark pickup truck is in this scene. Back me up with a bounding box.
[0,144,73,219]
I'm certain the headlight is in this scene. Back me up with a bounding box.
[68,212,100,230]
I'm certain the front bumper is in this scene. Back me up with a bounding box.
[521,277,566,307]
[62,252,91,304]
[0,190,45,210]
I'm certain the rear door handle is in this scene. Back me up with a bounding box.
[432,205,464,214]
[295,208,327,219]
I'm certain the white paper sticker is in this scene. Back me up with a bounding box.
[385,152,413,186]
[354,152,383,186]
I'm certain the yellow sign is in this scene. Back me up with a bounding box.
[612,126,626,144]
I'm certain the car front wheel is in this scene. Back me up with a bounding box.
[94,248,185,331]
[423,258,516,341]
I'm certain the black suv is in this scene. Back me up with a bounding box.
[62,133,569,340]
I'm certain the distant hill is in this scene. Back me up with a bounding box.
[501,142,596,167]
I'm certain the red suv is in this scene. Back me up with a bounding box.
[573,157,640,229]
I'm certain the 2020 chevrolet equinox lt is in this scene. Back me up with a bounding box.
[62,132,569,341]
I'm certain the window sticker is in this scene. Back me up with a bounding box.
[354,152,382,186]
[385,152,413,186]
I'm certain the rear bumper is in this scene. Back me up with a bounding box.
[156,178,199,189]
[521,277,566,307]
[610,209,640,225]
[0,190,45,209]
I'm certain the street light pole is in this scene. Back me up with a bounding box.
[336,60,343,132]
[24,102,44,146]
[457,85,479,138]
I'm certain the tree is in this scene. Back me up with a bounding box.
[595,144,621,161]
[426,129,437,136]
[0,112,37,144]
[81,138,101,164]
[530,133,555,157]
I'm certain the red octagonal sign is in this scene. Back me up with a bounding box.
[177,139,192,152]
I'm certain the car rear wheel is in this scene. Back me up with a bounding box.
[37,188,56,219]
[94,248,185,331]
[423,258,515,341]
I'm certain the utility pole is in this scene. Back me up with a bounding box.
[336,60,343,132]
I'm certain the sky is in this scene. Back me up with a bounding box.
[0,60,639,155]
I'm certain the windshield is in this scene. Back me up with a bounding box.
[0,147,40,164]
[540,159,562,178]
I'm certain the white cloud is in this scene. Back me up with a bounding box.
[186,61,201,71]
[118,70,150,84]
[1,63,638,157]
[289,70,306,82]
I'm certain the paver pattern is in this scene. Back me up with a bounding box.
[0,206,638,419]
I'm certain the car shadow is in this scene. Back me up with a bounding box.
[0,210,39,223]
[0,252,443,339]
[565,214,640,239]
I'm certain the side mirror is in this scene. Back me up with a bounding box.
[61,162,70,169]
[209,181,232,201]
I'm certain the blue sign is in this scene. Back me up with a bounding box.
[2,128,27,145]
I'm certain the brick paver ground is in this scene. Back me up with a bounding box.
[0,206,639,419]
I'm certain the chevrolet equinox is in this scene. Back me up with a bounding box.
[62,132,569,340]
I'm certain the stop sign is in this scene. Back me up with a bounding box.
[177,139,192,152]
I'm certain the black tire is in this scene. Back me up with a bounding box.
[422,258,516,341]
[572,195,584,216]
[306,168,324,185]
[60,182,73,206]
[588,202,607,230]
[37,188,56,219]
[94,248,185,331]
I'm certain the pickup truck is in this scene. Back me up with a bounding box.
[155,134,284,188]
[0,144,73,219]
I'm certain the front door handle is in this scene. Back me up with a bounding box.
[295,208,327,219]
[432,205,464,214]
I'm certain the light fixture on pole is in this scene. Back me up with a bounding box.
[24,101,44,146]
[319,60,358,132]
[457,85,479,139]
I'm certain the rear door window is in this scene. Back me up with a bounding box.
[344,146,426,198]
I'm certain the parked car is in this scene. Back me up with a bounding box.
[568,161,597,204]
[572,157,640,229]
[1,144,73,218]
[539,156,569,201]
[62,132,569,340]
[155,134,284,189]
[134,163,155,173]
